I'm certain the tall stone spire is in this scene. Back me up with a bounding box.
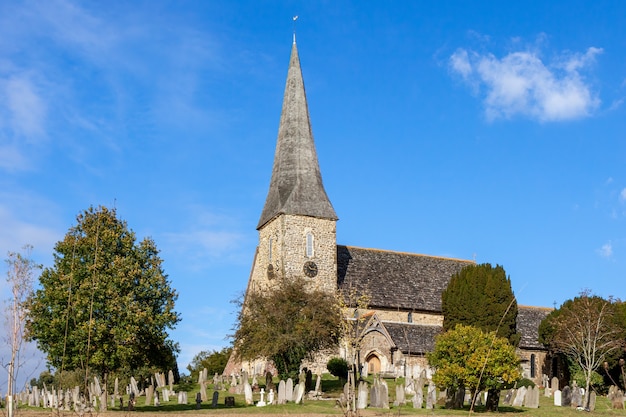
[257,41,338,230]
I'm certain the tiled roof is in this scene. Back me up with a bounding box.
[384,322,443,354]
[517,305,552,349]
[337,245,473,312]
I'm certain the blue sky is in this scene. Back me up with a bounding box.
[1,0,625,386]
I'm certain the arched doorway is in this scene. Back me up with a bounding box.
[366,354,381,374]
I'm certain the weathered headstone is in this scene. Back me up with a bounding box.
[177,391,187,404]
[268,388,275,405]
[277,380,286,404]
[524,386,539,408]
[244,381,253,405]
[285,378,294,402]
[370,378,380,408]
[225,396,235,407]
[380,379,389,409]
[554,389,562,406]
[426,381,436,409]
[211,391,219,408]
[357,381,368,409]
[502,389,514,406]
[512,386,526,406]
[294,380,306,404]
[414,380,423,408]
[394,384,405,406]
[588,391,596,411]
[551,376,559,392]
[562,385,572,407]
[571,385,582,408]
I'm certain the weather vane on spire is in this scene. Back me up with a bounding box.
[293,15,299,44]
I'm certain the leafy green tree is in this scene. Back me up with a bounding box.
[26,206,180,390]
[187,347,232,381]
[427,324,521,412]
[232,277,342,380]
[442,263,519,346]
[539,291,625,408]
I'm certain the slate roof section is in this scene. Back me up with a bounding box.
[517,305,552,349]
[384,322,443,354]
[257,41,337,230]
[337,245,474,312]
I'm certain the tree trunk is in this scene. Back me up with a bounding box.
[485,388,500,412]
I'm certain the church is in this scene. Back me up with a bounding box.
[226,38,551,386]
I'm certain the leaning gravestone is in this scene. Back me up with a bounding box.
[512,386,526,406]
[562,385,572,407]
[571,385,582,408]
[293,380,305,404]
[554,389,562,406]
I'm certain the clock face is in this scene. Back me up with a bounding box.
[303,261,318,278]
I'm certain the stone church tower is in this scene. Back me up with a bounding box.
[248,39,338,295]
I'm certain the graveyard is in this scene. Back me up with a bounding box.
[8,369,626,416]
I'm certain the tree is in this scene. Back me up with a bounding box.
[3,246,41,417]
[427,324,521,412]
[232,277,342,380]
[25,206,180,392]
[442,263,519,346]
[187,347,232,380]
[539,291,625,409]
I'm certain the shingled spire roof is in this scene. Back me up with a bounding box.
[257,41,337,230]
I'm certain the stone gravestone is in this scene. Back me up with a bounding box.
[277,380,286,405]
[561,385,572,407]
[293,380,305,404]
[512,386,526,406]
[394,384,405,407]
[551,376,559,392]
[268,389,275,405]
[357,381,368,409]
[426,381,436,410]
[370,378,380,408]
[524,386,539,408]
[554,389,562,406]
[211,391,219,408]
[588,391,596,411]
[414,380,423,408]
[571,382,581,408]
[285,378,294,402]
[244,380,253,405]
[502,389,514,406]
[380,379,389,409]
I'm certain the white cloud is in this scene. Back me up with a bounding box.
[450,46,602,122]
[597,242,613,258]
[620,188,626,202]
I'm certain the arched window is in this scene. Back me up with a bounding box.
[306,232,314,258]
[530,354,536,378]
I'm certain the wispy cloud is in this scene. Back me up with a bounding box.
[597,241,613,258]
[450,46,602,122]
[620,188,626,202]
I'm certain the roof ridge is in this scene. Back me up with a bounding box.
[339,244,474,263]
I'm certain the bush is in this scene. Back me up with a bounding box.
[327,357,349,380]
[516,378,536,388]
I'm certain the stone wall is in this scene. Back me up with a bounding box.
[250,215,337,294]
